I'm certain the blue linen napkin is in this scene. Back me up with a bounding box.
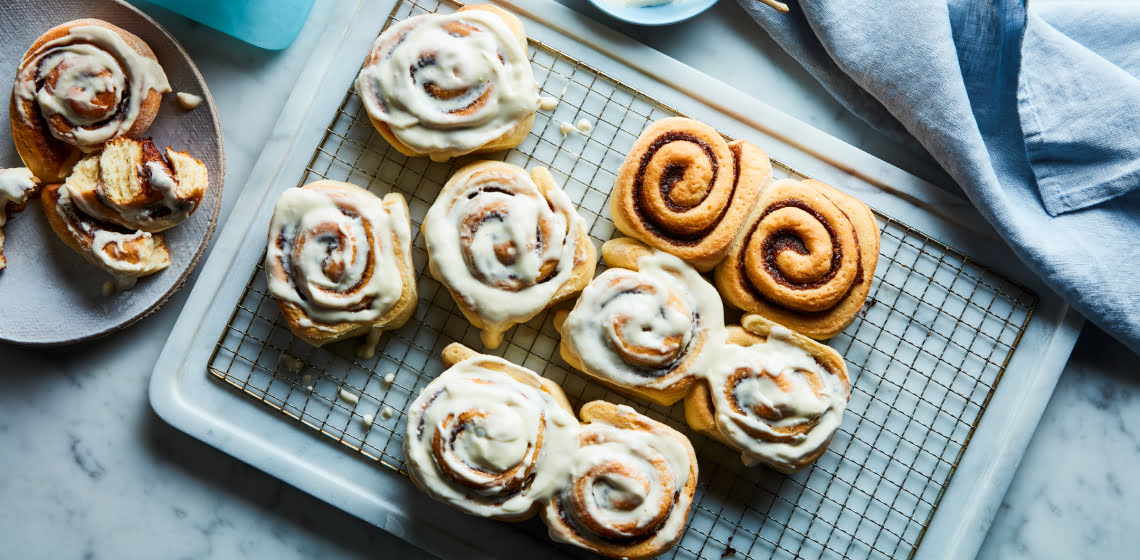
[738,0,1140,355]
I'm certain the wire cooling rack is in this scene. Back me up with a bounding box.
[207,0,1037,558]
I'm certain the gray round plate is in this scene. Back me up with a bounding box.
[0,0,224,345]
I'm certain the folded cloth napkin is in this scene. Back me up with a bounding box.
[738,0,1140,355]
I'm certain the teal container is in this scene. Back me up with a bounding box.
[139,0,317,50]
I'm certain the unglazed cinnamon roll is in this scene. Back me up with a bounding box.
[354,5,539,162]
[0,168,42,272]
[684,314,850,472]
[404,343,579,521]
[63,137,208,233]
[554,238,724,406]
[714,178,880,339]
[423,161,596,349]
[610,117,772,272]
[11,19,170,182]
[265,181,416,347]
[41,183,170,288]
[541,401,697,560]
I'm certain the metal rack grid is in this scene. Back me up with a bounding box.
[206,0,1038,558]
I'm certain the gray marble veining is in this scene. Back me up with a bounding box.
[0,0,1136,558]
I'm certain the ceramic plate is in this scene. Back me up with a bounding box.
[0,0,224,345]
[586,0,719,26]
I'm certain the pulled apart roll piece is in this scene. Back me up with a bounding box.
[423,161,596,349]
[64,137,208,232]
[404,343,579,521]
[684,314,850,472]
[541,401,698,560]
[715,178,880,339]
[554,238,724,406]
[404,344,698,558]
[266,181,416,348]
[11,19,170,182]
[42,183,170,288]
[0,167,42,271]
[611,117,771,272]
[354,5,539,161]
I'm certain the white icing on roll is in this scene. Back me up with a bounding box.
[265,183,412,326]
[705,326,849,470]
[354,9,539,157]
[14,24,170,151]
[423,163,584,327]
[404,355,579,518]
[0,168,39,226]
[561,251,724,389]
[54,186,165,289]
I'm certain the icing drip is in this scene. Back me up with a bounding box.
[14,25,170,151]
[265,184,412,326]
[705,326,849,470]
[423,164,584,326]
[538,96,559,111]
[404,355,579,518]
[354,9,539,157]
[562,251,724,389]
[0,168,39,226]
[175,92,202,110]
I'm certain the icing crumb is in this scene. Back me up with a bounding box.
[278,354,304,373]
[382,372,396,387]
[305,385,314,392]
[380,406,394,420]
[538,96,559,111]
[575,118,593,134]
[361,414,374,429]
[338,388,360,406]
[357,327,383,359]
[176,92,203,110]
[102,281,116,297]
[559,122,576,136]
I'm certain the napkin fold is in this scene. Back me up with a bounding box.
[739,0,1140,355]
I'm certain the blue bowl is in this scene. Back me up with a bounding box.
[586,0,719,26]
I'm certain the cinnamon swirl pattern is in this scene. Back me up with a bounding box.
[404,344,698,558]
[423,161,596,349]
[541,401,697,560]
[354,5,539,162]
[684,315,850,472]
[11,19,170,182]
[265,181,416,347]
[555,238,723,406]
[715,178,880,339]
[610,117,772,272]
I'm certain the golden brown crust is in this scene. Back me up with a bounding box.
[11,19,164,182]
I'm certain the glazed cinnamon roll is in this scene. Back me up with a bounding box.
[41,182,170,288]
[11,19,170,182]
[354,5,539,162]
[63,137,208,233]
[265,181,417,348]
[554,238,724,406]
[423,161,596,349]
[610,118,772,272]
[0,168,42,272]
[404,343,578,521]
[541,401,697,560]
[684,314,850,472]
[714,178,880,339]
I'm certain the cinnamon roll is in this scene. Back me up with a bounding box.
[404,343,579,521]
[11,19,170,182]
[610,117,772,272]
[541,401,697,560]
[423,161,596,349]
[0,167,42,272]
[554,238,724,406]
[265,181,417,347]
[41,182,170,288]
[684,314,850,472]
[714,178,880,339]
[354,5,539,162]
[63,137,208,233]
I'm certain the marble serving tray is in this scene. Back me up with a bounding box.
[148,0,1082,558]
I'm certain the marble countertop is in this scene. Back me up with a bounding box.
[1,0,1136,558]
